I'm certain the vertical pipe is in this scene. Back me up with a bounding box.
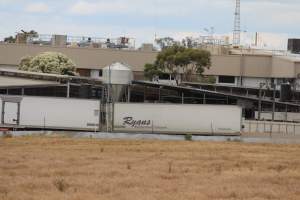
[249,121,251,133]
[17,102,20,125]
[258,87,262,120]
[272,86,276,121]
[151,120,154,134]
[1,101,5,124]
[66,81,70,98]
[98,95,102,132]
[144,86,147,102]
[127,85,131,102]
[112,102,115,132]
[285,104,288,121]
[107,64,112,132]
[181,92,184,104]
[203,93,206,104]
[158,87,161,103]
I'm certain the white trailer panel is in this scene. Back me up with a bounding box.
[0,96,99,130]
[114,103,242,135]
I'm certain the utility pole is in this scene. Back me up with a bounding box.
[233,0,241,46]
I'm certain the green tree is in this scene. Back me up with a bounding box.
[144,63,163,81]
[4,36,16,43]
[19,52,76,75]
[155,45,211,82]
[155,37,176,49]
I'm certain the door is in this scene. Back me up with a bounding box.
[4,102,19,125]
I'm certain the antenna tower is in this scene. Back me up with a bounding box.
[233,0,241,46]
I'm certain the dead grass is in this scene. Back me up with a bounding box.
[0,136,300,200]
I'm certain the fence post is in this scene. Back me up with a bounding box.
[270,122,273,136]
[249,121,251,133]
[152,120,154,134]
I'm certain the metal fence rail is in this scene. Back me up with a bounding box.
[243,120,300,135]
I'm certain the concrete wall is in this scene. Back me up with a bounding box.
[272,57,295,78]
[294,62,300,77]
[205,55,241,76]
[1,44,300,80]
[0,43,157,72]
[243,56,272,77]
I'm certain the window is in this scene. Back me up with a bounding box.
[159,73,174,80]
[218,76,235,84]
[99,69,103,77]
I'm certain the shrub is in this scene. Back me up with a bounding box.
[185,134,192,141]
[53,178,69,192]
[3,132,13,138]
[19,52,76,75]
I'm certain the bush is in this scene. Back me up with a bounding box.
[53,178,69,192]
[185,134,193,141]
[3,132,13,138]
[19,52,76,75]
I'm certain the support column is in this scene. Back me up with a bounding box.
[181,92,184,104]
[66,81,70,98]
[285,104,288,121]
[1,101,5,124]
[272,87,276,121]
[127,85,131,102]
[144,86,146,102]
[203,93,206,104]
[158,87,161,103]
[17,102,20,125]
[258,88,262,120]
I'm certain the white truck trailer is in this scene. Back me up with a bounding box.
[0,96,100,130]
[0,96,242,135]
[114,103,242,135]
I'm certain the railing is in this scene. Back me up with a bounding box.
[243,120,300,135]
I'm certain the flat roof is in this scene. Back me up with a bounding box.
[0,76,60,88]
[0,69,103,85]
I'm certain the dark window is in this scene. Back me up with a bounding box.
[218,76,235,84]
[99,69,103,77]
[159,73,174,80]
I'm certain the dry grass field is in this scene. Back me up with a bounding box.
[0,136,300,200]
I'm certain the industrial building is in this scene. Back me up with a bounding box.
[1,42,300,90]
[0,65,244,135]
[1,34,300,125]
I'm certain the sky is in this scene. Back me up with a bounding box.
[0,0,300,49]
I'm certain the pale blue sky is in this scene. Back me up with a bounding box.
[0,0,300,49]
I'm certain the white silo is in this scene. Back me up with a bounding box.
[102,62,133,102]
